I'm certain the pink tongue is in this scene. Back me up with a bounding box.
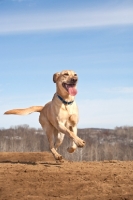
[68,87,77,96]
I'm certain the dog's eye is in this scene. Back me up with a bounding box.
[74,73,77,76]
[64,73,69,76]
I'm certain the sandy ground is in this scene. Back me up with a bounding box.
[0,152,133,200]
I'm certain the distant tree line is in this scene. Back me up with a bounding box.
[0,125,133,161]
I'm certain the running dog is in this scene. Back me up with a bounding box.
[4,70,85,161]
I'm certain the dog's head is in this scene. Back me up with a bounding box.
[53,70,78,96]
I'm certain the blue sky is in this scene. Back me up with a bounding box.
[0,0,133,129]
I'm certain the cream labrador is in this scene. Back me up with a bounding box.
[4,70,85,161]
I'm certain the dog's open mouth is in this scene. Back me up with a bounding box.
[62,83,77,96]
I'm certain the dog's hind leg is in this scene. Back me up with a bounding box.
[42,122,63,161]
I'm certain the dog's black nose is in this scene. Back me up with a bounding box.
[71,78,77,83]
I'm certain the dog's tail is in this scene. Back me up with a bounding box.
[4,106,43,115]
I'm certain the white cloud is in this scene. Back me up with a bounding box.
[1,109,41,128]
[0,85,3,93]
[12,0,29,2]
[78,98,133,129]
[1,97,133,129]
[0,7,133,34]
[103,87,133,94]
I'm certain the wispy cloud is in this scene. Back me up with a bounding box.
[78,98,133,129]
[103,87,133,94]
[11,0,30,2]
[1,95,133,129]
[0,85,3,93]
[0,7,133,34]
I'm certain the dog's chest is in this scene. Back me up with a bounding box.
[58,103,78,121]
[63,103,77,114]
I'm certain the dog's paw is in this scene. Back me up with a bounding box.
[56,159,64,164]
[67,147,76,153]
[55,153,63,161]
[73,137,85,148]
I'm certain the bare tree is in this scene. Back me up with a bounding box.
[1,125,133,161]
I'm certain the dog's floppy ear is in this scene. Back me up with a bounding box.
[53,72,60,83]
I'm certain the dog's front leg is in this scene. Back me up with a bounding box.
[56,122,85,148]
[54,132,65,150]
[67,126,77,153]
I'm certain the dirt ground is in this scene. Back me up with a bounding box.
[0,152,133,200]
